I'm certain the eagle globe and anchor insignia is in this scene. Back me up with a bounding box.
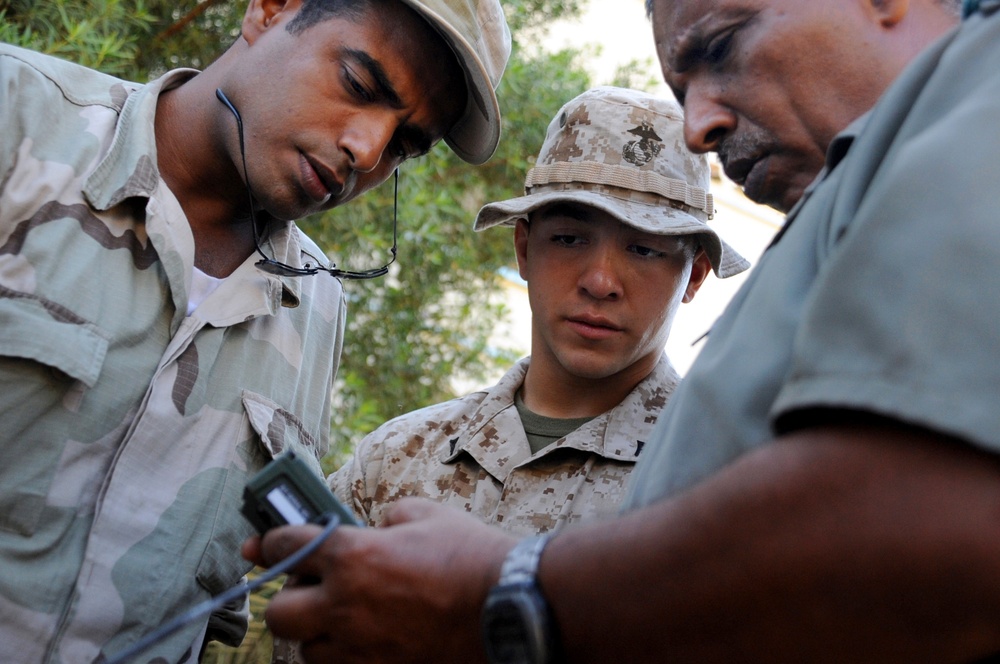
[623,120,663,166]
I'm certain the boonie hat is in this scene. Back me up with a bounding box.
[475,86,749,277]
[400,0,511,165]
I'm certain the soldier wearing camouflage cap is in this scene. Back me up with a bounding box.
[0,0,510,660]
[325,87,747,545]
[475,85,748,277]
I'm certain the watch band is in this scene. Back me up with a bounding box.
[482,533,558,664]
[498,533,553,585]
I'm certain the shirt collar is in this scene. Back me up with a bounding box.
[440,355,679,481]
[767,112,869,247]
[83,68,196,210]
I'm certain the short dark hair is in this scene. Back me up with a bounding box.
[286,0,373,34]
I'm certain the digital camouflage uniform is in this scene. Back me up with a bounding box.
[329,355,678,533]
[0,44,345,663]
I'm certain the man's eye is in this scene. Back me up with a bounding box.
[344,68,373,102]
[705,31,734,66]
[388,140,407,159]
[552,234,583,247]
[388,137,424,161]
[630,245,663,258]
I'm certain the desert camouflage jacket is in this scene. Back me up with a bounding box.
[329,354,679,535]
[0,44,345,663]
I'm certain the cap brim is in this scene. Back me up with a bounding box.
[399,0,503,165]
[475,190,750,278]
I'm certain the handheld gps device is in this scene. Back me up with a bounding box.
[241,451,359,533]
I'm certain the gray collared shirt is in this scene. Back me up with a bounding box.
[627,11,1000,508]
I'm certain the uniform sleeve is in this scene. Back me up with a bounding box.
[773,18,1000,454]
[328,429,387,527]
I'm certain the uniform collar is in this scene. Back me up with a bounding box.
[441,355,679,482]
[82,68,196,210]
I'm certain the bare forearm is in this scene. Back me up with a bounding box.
[542,424,1000,662]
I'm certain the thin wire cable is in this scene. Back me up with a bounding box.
[105,515,342,664]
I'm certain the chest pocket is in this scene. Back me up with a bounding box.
[241,390,325,476]
[194,390,325,599]
[0,290,108,386]
[0,293,109,536]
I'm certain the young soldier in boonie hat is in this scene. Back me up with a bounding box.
[321,88,749,574]
[475,85,749,277]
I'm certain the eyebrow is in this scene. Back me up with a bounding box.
[666,9,756,73]
[666,22,708,74]
[344,48,403,108]
[343,48,436,157]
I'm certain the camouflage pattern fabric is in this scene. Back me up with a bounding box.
[330,354,678,533]
[0,44,346,663]
[271,355,678,664]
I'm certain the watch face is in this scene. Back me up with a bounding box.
[482,584,550,664]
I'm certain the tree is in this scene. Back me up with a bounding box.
[0,0,156,75]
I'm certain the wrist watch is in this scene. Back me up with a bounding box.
[481,533,558,664]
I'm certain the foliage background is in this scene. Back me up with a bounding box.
[1,0,656,660]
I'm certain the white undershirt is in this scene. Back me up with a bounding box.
[187,266,224,316]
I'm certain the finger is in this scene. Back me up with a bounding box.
[259,524,332,575]
[241,535,263,566]
[264,583,333,642]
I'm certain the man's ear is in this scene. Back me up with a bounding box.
[242,0,303,44]
[682,248,712,303]
[514,218,531,283]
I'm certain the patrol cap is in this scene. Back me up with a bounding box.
[475,86,749,277]
[399,0,511,165]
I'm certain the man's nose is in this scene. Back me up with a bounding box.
[579,246,623,300]
[341,116,396,174]
[681,83,735,155]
